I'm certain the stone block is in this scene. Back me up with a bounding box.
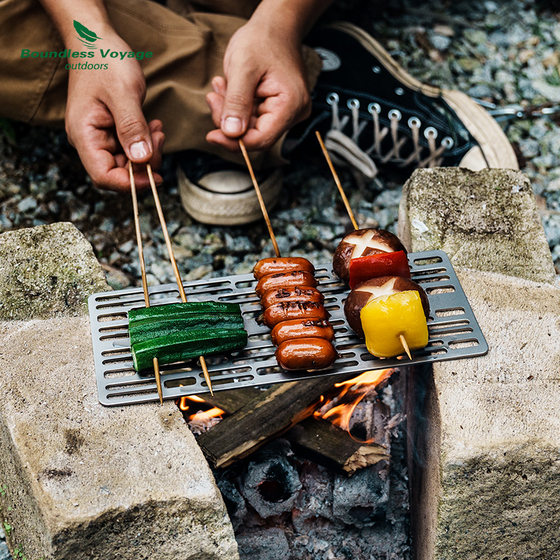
[0,223,108,320]
[0,317,239,560]
[400,168,560,560]
[398,168,556,284]
[0,223,238,559]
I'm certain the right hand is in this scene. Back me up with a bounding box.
[65,31,164,191]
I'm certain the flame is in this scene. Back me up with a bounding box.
[178,396,225,429]
[314,368,394,442]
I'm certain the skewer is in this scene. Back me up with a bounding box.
[316,131,413,360]
[128,162,164,404]
[399,334,412,360]
[238,139,281,258]
[315,131,359,230]
[145,164,214,396]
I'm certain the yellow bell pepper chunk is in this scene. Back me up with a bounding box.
[360,290,429,358]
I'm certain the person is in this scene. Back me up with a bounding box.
[0,0,518,225]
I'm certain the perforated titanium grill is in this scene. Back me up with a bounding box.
[89,250,487,406]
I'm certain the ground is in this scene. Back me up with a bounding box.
[1,0,559,558]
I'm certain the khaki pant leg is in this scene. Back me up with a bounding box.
[0,0,246,158]
[0,0,320,163]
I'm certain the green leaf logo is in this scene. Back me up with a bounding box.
[73,20,102,49]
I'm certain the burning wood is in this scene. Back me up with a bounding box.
[181,368,398,474]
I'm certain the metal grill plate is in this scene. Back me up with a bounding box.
[89,250,488,406]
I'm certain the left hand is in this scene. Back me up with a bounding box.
[205,19,312,152]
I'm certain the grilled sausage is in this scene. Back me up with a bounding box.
[254,257,314,280]
[261,286,324,309]
[263,300,328,328]
[255,270,317,297]
[275,337,337,370]
[271,319,334,346]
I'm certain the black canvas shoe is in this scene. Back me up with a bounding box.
[286,22,518,178]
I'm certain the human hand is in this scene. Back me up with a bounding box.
[205,19,311,152]
[65,31,164,191]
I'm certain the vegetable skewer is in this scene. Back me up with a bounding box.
[315,131,418,360]
[128,162,164,403]
[145,163,215,395]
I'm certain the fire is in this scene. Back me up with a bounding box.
[178,396,225,433]
[313,368,395,442]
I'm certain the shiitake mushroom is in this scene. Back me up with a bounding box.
[333,228,407,283]
[344,276,430,337]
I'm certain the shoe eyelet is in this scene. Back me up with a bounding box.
[326,92,339,105]
[408,116,421,129]
[388,109,402,121]
[347,98,360,110]
[372,65,381,74]
[368,103,381,115]
[442,136,454,149]
[424,126,438,139]
[395,87,405,96]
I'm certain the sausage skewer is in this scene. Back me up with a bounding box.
[239,139,281,258]
[239,140,337,371]
[315,131,415,359]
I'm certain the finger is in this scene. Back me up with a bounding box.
[206,113,259,151]
[206,91,225,128]
[148,129,165,172]
[211,76,227,96]
[107,96,153,163]
[221,65,261,138]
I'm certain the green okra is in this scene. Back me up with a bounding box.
[132,327,247,372]
[129,313,244,347]
[128,301,242,326]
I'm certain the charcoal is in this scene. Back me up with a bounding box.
[236,528,290,560]
[240,440,302,518]
[332,463,390,527]
[292,461,335,532]
[215,473,247,531]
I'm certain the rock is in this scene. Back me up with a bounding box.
[0,316,239,560]
[17,196,37,213]
[0,223,108,320]
[412,271,560,560]
[400,167,560,560]
[533,78,560,102]
[398,168,556,284]
[518,138,540,158]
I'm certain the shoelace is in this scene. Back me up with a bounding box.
[324,92,455,179]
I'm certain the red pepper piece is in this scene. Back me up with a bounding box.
[348,251,411,289]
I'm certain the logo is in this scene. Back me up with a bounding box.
[314,47,341,72]
[20,19,153,71]
[73,20,102,49]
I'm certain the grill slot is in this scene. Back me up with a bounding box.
[89,250,488,406]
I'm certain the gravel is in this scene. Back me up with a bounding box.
[1,0,560,557]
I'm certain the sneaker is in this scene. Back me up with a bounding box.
[177,153,282,226]
[286,21,518,178]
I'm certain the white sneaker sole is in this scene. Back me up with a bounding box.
[178,167,283,226]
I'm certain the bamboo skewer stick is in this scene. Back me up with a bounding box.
[128,162,164,404]
[145,164,214,396]
[399,334,412,360]
[238,139,281,258]
[316,131,414,360]
[315,131,359,231]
